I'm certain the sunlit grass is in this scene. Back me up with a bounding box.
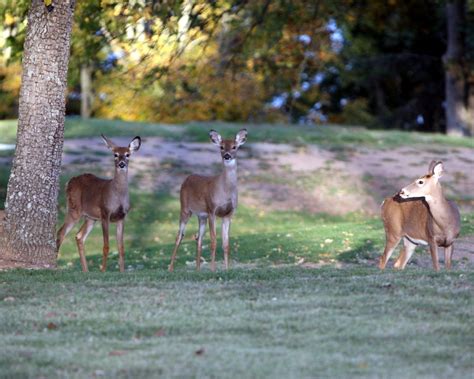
[0,117,472,148]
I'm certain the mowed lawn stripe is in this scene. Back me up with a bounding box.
[0,268,472,378]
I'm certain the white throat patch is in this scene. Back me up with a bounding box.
[224,159,236,166]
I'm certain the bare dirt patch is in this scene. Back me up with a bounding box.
[57,137,474,216]
[2,136,472,216]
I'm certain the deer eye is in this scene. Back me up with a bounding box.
[220,146,224,151]
[114,153,119,158]
[232,146,236,150]
[417,180,424,186]
[125,153,130,158]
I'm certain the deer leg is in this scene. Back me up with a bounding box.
[393,246,406,269]
[379,235,401,270]
[169,212,191,272]
[56,213,80,252]
[429,242,440,271]
[222,217,231,270]
[444,245,454,270]
[209,214,217,272]
[116,220,125,273]
[75,218,95,272]
[101,218,110,272]
[196,215,207,271]
[394,237,416,269]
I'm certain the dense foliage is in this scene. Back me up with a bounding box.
[0,0,473,132]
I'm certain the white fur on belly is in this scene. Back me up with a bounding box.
[405,235,428,245]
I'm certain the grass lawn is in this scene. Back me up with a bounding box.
[0,267,473,378]
[0,118,473,377]
[0,117,473,148]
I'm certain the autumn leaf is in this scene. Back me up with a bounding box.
[47,322,58,330]
[195,348,205,356]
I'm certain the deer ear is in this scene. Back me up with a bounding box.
[101,134,117,150]
[209,130,222,146]
[129,136,141,153]
[432,161,444,179]
[428,160,438,175]
[235,128,248,147]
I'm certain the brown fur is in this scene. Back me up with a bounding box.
[169,129,247,272]
[379,161,461,271]
[56,135,141,272]
[381,196,431,245]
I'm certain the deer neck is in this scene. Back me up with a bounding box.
[424,186,455,230]
[112,168,129,196]
[219,159,238,192]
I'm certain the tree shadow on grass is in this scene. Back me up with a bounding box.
[336,239,381,265]
[57,184,389,272]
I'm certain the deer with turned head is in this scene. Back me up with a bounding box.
[168,129,248,272]
[380,161,460,271]
[56,135,141,272]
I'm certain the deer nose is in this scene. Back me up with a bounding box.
[118,161,126,169]
[223,153,232,160]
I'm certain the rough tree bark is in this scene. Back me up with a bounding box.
[0,0,76,267]
[444,0,470,136]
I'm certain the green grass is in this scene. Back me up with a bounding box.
[0,118,180,145]
[53,188,474,272]
[0,118,473,377]
[0,117,473,148]
[185,121,474,149]
[0,268,473,378]
[54,190,380,271]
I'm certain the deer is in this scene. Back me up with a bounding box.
[379,160,460,271]
[168,129,248,272]
[56,135,141,272]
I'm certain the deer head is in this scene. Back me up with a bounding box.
[101,134,141,171]
[399,161,444,201]
[209,129,247,165]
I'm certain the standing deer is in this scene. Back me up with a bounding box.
[168,129,248,272]
[379,161,460,271]
[56,135,141,272]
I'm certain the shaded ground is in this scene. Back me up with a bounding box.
[357,235,474,270]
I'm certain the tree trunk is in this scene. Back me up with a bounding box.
[80,64,92,119]
[468,75,474,135]
[177,0,193,52]
[444,0,470,136]
[0,0,75,267]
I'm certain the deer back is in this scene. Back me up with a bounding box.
[382,196,431,243]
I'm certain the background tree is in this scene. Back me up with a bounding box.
[444,0,472,136]
[71,1,103,118]
[321,0,448,131]
[0,0,473,134]
[0,0,76,266]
